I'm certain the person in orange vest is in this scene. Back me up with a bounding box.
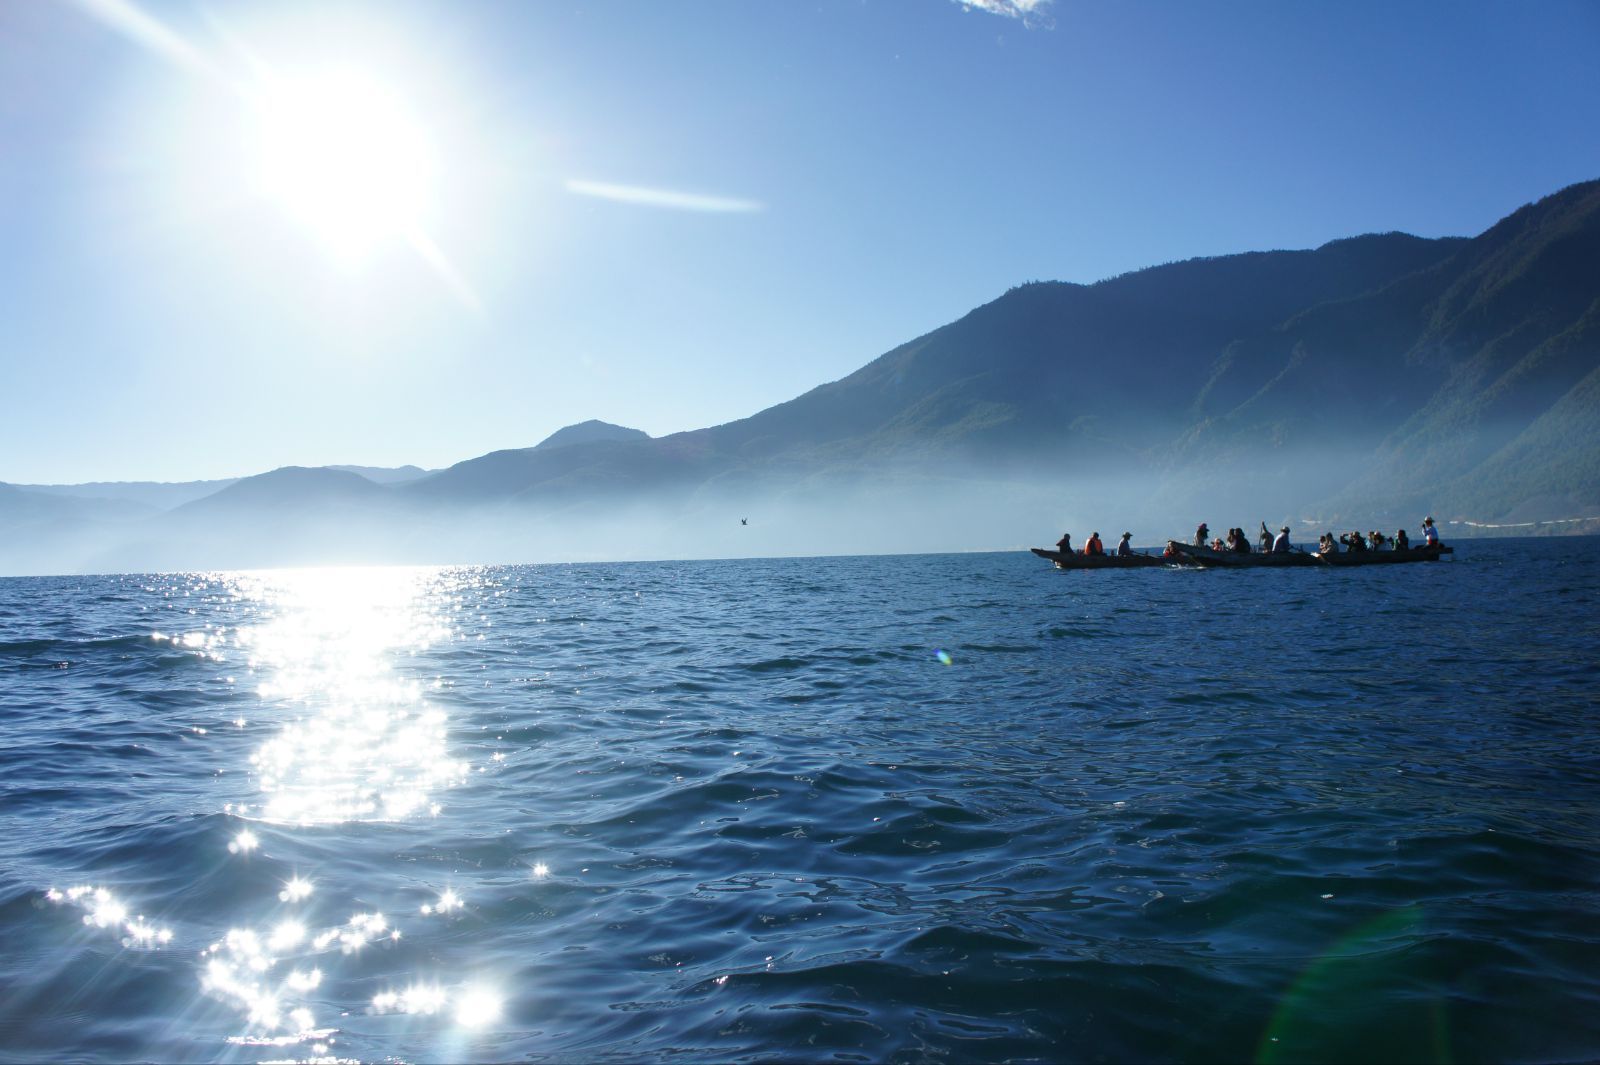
[1083,531,1105,556]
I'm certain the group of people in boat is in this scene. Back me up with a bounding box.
[1316,516,1439,554]
[1054,530,1136,557]
[1183,522,1295,555]
[1053,517,1441,558]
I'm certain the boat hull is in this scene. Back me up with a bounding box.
[1314,544,1453,566]
[1033,542,1455,571]
[1164,542,1317,567]
[1030,548,1166,569]
[1166,540,1454,568]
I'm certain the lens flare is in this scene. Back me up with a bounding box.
[455,986,503,1028]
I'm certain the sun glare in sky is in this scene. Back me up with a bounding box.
[251,69,435,262]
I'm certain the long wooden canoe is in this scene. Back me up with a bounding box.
[1166,540,1453,568]
[1030,547,1167,569]
[1313,544,1453,566]
[1034,541,1455,571]
[1164,541,1318,567]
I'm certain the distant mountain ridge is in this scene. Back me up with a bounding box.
[13,477,240,510]
[4,178,1599,573]
[533,420,651,450]
[173,466,389,515]
[326,464,432,485]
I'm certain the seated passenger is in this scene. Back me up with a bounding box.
[1319,533,1338,554]
[1369,530,1387,550]
[1232,527,1251,553]
[1056,532,1072,554]
[1259,522,1273,552]
[1422,517,1439,546]
[1272,526,1292,553]
[1117,532,1134,557]
[1395,528,1410,551]
[1084,532,1105,556]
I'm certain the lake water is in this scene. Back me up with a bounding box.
[2,540,1598,1063]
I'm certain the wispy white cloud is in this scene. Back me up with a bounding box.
[565,180,764,215]
[952,0,1054,27]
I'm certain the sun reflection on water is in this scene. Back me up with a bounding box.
[43,567,512,1059]
[229,567,466,825]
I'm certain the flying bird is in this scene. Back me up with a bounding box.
[740,518,748,526]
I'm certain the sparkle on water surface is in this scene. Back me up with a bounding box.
[47,567,507,1056]
[10,545,1600,1062]
[232,567,467,825]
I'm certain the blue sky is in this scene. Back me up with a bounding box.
[2,0,1598,483]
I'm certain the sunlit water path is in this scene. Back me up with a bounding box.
[1,543,1598,1062]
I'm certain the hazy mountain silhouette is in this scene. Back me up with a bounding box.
[413,180,1597,526]
[0,482,153,527]
[5,179,1599,573]
[7,462,430,512]
[10,477,239,510]
[172,466,389,515]
[1171,179,1600,521]
[534,420,651,450]
[326,464,433,484]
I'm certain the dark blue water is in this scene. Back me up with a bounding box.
[2,540,1598,1063]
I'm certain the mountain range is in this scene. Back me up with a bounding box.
[4,180,1599,574]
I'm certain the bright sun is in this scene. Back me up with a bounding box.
[251,69,434,260]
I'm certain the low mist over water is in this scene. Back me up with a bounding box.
[0,455,1452,577]
[2,540,1597,1062]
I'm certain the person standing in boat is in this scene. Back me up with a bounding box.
[1422,517,1439,546]
[1056,532,1073,555]
[1272,525,1292,553]
[1194,522,1210,547]
[1117,532,1134,557]
[1084,532,1105,556]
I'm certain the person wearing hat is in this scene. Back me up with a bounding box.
[1271,525,1292,553]
[1117,532,1134,557]
[1422,517,1439,546]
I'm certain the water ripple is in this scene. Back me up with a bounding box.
[1,543,1598,1061]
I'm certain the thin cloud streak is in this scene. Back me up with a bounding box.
[565,180,764,215]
